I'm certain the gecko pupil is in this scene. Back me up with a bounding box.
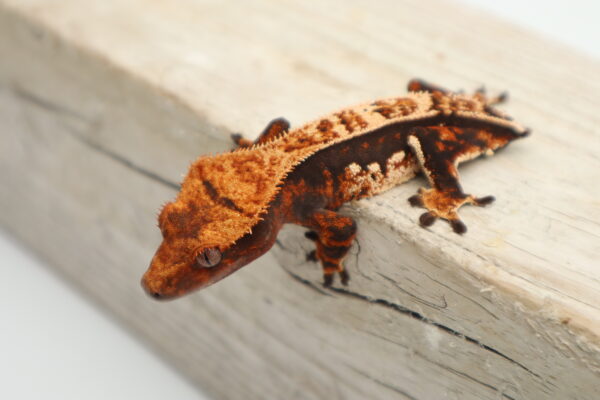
[196,248,221,268]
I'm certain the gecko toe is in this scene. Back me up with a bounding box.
[408,194,424,207]
[323,274,334,287]
[419,212,437,227]
[450,219,467,234]
[475,195,495,206]
[495,91,509,104]
[340,270,350,286]
[306,250,318,262]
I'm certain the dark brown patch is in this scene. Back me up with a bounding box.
[335,110,368,133]
[202,180,245,214]
[322,244,352,259]
[373,98,418,119]
[326,220,357,243]
[407,79,449,93]
[255,117,290,144]
[374,106,394,119]
[317,119,333,132]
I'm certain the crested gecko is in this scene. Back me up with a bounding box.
[142,79,529,299]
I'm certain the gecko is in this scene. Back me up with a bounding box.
[142,79,529,300]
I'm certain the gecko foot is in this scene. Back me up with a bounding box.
[475,85,508,106]
[323,268,349,287]
[409,188,495,234]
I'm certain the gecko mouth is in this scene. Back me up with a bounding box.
[148,290,163,300]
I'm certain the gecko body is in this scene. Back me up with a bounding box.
[142,80,528,299]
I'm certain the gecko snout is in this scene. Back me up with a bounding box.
[141,274,170,301]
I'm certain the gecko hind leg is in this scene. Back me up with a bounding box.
[301,211,356,286]
[407,126,496,234]
[231,117,290,148]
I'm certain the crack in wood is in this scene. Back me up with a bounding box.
[274,229,541,380]
[283,268,334,297]
[377,271,448,310]
[362,327,548,397]
[420,268,499,320]
[345,364,419,400]
[12,85,180,192]
[438,364,518,400]
[280,246,540,382]
[12,85,90,122]
[351,239,374,281]
[70,131,181,191]
[324,285,540,379]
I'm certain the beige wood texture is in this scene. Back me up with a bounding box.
[1,1,599,399]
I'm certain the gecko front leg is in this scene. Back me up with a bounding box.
[231,117,290,148]
[301,210,356,286]
[407,126,496,234]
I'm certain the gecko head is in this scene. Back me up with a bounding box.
[142,239,238,301]
[141,148,286,300]
[141,196,277,300]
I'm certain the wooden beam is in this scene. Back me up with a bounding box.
[1,1,599,398]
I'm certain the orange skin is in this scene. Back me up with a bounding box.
[142,79,529,300]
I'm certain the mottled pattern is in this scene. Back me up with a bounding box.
[372,97,419,119]
[143,79,529,299]
[339,151,418,201]
[170,91,440,250]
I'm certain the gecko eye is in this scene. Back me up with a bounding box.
[195,248,222,268]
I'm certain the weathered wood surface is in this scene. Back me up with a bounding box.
[1,1,599,399]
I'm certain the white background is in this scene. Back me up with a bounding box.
[1,1,598,399]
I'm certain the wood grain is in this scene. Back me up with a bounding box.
[1,0,599,398]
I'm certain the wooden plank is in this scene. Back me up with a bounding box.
[1,0,599,399]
